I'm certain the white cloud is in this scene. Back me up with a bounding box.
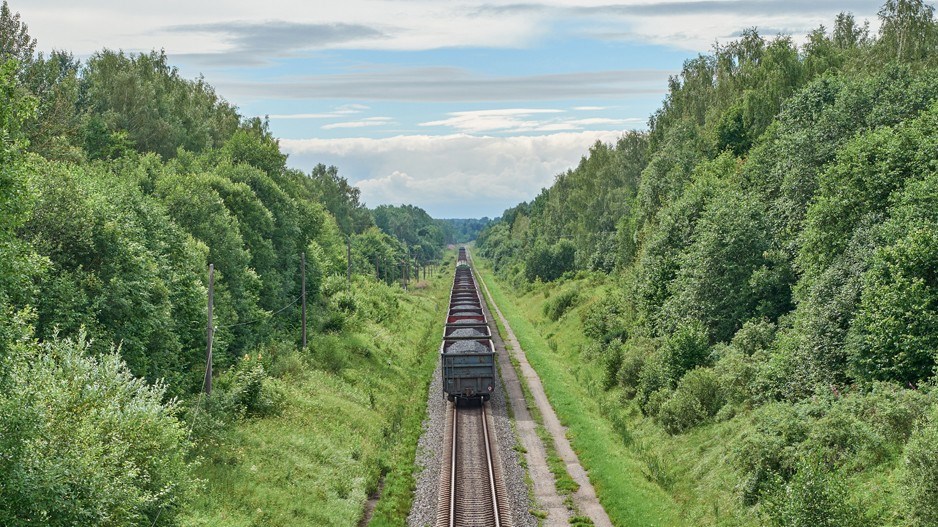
[420,108,565,133]
[321,117,393,130]
[418,109,644,133]
[567,117,643,126]
[573,106,608,111]
[267,113,339,119]
[281,131,626,217]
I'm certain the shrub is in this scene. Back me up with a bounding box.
[582,292,628,343]
[713,344,757,406]
[330,290,358,315]
[734,403,811,505]
[662,320,711,378]
[731,319,776,355]
[216,358,284,418]
[637,348,673,413]
[525,239,576,282]
[0,334,194,527]
[618,338,654,399]
[849,226,938,385]
[846,382,930,444]
[658,367,725,434]
[901,405,938,526]
[802,404,887,471]
[599,339,624,391]
[762,454,864,527]
[543,287,579,321]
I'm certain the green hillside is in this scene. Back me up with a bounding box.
[478,2,938,525]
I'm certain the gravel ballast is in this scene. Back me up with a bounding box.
[408,290,535,527]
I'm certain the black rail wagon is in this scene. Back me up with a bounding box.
[441,338,496,401]
[442,247,496,400]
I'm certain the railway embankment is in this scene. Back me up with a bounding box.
[472,258,683,526]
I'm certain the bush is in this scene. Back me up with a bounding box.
[713,344,757,406]
[637,348,673,413]
[762,454,864,527]
[662,321,711,379]
[658,367,725,434]
[802,404,887,471]
[543,287,579,321]
[617,338,654,399]
[598,339,624,391]
[849,226,938,385]
[901,405,938,526]
[0,333,194,527]
[734,403,811,505]
[582,291,628,343]
[216,357,284,418]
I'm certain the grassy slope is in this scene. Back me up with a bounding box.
[475,258,912,527]
[181,270,450,527]
[475,260,684,527]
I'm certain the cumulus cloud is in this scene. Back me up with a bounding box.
[420,108,564,133]
[281,131,626,217]
[418,108,644,133]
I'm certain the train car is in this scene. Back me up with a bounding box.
[456,246,470,269]
[442,248,496,401]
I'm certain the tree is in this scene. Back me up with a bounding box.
[876,0,938,64]
[0,1,36,73]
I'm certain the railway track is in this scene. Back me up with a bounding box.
[436,399,511,527]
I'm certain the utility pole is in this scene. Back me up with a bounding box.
[346,236,352,292]
[204,264,214,395]
[375,254,380,280]
[301,252,307,349]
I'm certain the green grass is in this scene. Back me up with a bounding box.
[180,267,451,527]
[474,261,682,527]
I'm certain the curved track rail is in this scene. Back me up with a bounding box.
[437,400,511,527]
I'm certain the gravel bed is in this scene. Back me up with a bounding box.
[488,354,538,527]
[444,340,491,354]
[408,363,445,527]
[409,337,535,527]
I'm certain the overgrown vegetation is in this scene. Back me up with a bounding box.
[0,2,449,524]
[478,1,938,524]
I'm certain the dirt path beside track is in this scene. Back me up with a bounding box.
[474,261,614,527]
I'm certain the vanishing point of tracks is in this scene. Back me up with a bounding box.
[437,400,512,527]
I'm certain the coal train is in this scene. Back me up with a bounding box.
[441,247,496,401]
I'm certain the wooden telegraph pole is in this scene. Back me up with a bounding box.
[301,252,307,349]
[204,264,214,395]
[346,236,352,292]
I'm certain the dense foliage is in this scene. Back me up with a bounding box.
[478,1,938,524]
[0,2,447,523]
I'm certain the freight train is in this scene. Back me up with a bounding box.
[441,247,496,401]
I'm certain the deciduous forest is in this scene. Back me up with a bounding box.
[478,1,938,524]
[0,2,455,525]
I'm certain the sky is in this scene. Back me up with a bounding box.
[17,1,883,218]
